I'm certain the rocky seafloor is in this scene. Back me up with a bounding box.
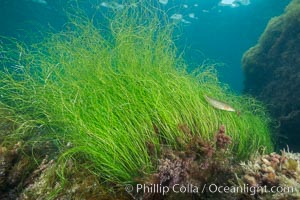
[1,0,300,199]
[1,125,300,200]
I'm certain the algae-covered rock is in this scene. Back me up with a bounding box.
[136,125,236,200]
[18,159,130,200]
[242,0,300,150]
[237,151,300,199]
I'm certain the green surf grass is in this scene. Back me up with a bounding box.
[0,5,273,184]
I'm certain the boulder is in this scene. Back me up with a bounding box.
[242,0,300,150]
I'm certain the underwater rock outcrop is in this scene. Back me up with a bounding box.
[242,0,300,150]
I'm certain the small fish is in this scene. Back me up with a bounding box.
[181,19,191,24]
[159,0,168,5]
[100,2,124,10]
[188,13,198,19]
[235,0,250,6]
[204,95,236,112]
[31,0,47,5]
[170,14,183,20]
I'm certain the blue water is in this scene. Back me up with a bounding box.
[0,0,290,92]
[168,0,290,92]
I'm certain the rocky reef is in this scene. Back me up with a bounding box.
[1,123,300,200]
[242,0,300,150]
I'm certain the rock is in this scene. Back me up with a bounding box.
[0,146,18,190]
[242,0,300,151]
